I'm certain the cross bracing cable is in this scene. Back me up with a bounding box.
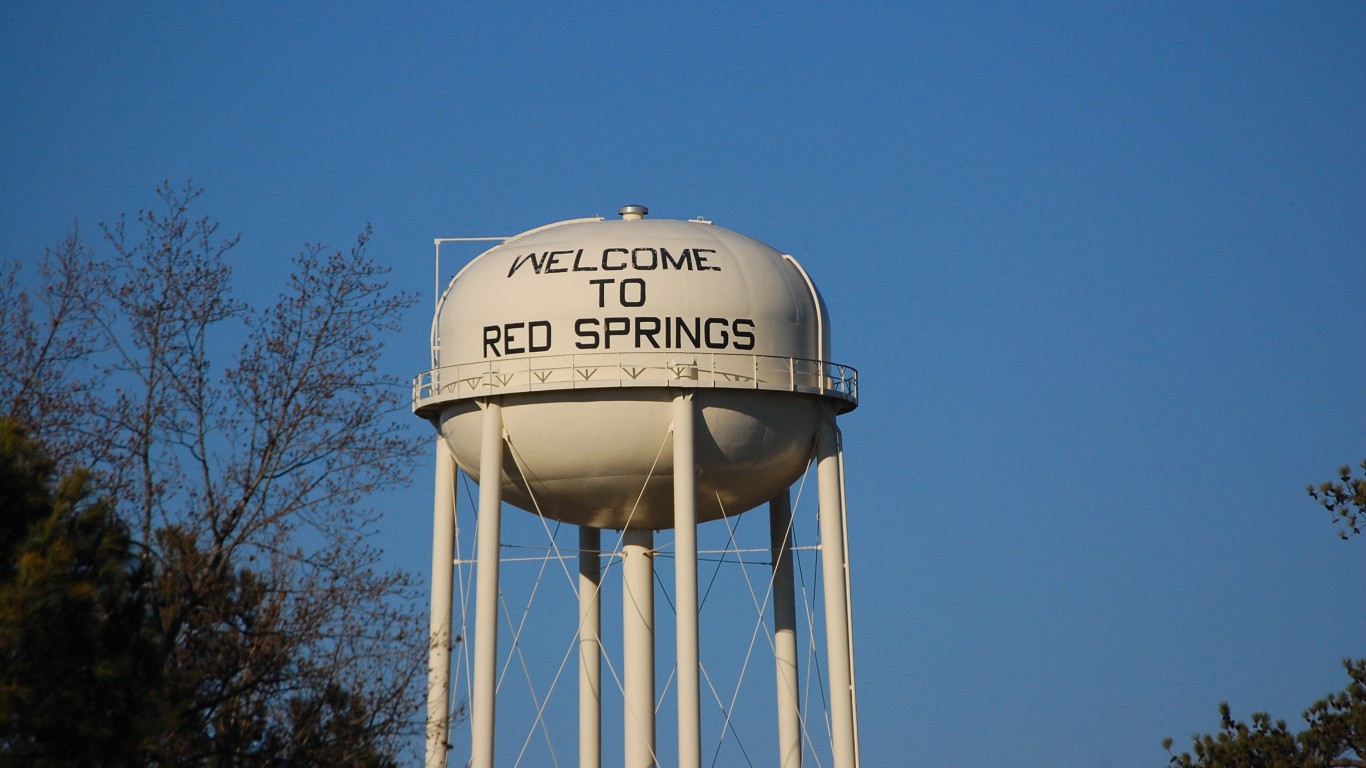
[475,419,673,768]
[448,414,846,767]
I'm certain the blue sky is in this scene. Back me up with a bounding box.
[3,2,1363,765]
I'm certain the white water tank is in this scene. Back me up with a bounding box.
[413,207,856,529]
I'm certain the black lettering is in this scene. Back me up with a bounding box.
[635,317,662,348]
[660,247,692,270]
[589,278,613,308]
[510,247,721,277]
[544,250,571,274]
[571,248,596,271]
[674,316,700,348]
[529,320,552,352]
[504,322,525,354]
[630,247,658,270]
[483,325,501,357]
[603,317,631,349]
[507,252,546,277]
[732,318,755,350]
[704,318,729,349]
[620,278,646,307]
[575,318,601,349]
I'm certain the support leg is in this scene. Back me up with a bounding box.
[622,528,656,768]
[817,415,857,768]
[837,441,862,768]
[673,394,700,768]
[471,400,504,768]
[770,490,803,768]
[426,437,458,768]
[579,527,602,768]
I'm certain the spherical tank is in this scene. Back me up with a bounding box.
[413,208,857,530]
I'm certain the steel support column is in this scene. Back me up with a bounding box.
[425,437,458,768]
[471,400,504,768]
[770,490,802,768]
[622,528,656,767]
[673,394,700,768]
[579,526,602,768]
[817,414,857,768]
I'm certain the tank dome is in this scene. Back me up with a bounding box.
[414,212,856,529]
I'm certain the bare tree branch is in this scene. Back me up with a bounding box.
[1,182,427,763]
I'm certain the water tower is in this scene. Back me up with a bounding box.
[414,207,860,768]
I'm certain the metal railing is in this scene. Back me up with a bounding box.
[412,351,858,413]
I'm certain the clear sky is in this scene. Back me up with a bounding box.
[3,2,1363,766]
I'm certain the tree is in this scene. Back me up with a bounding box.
[145,525,403,767]
[0,182,426,763]
[1161,463,1366,766]
[0,414,408,767]
[0,230,104,470]
[1162,659,1365,767]
[0,416,166,766]
[1309,461,1366,540]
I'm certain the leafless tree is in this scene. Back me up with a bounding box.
[1,181,427,764]
[0,227,105,468]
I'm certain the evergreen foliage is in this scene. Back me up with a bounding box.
[1163,659,1365,767]
[1309,461,1366,541]
[0,417,164,766]
[1163,461,1366,767]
